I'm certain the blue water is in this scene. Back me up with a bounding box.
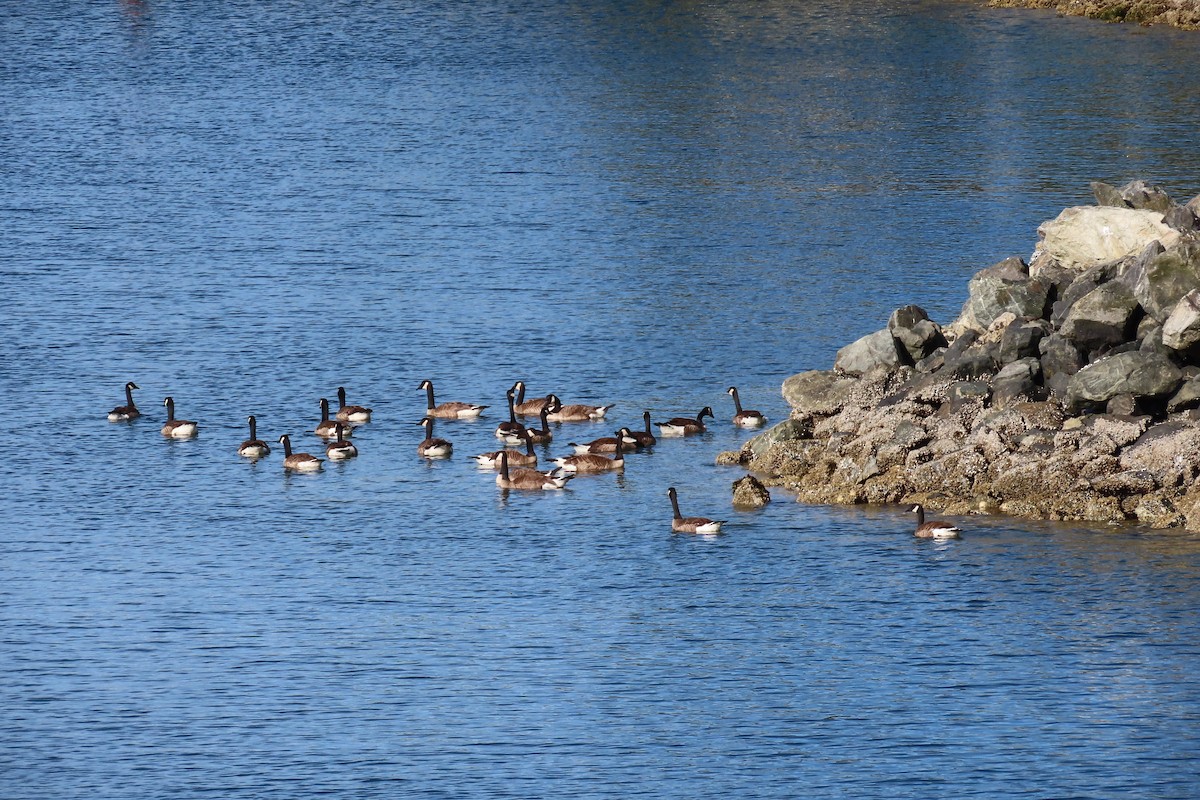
[3,1,1200,797]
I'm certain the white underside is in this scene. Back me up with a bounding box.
[326,445,358,460]
[735,415,766,428]
[162,422,197,438]
[337,411,371,423]
[286,457,323,471]
[420,443,452,457]
[657,424,689,437]
[239,444,270,458]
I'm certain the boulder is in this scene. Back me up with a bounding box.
[888,305,947,363]
[732,475,771,508]
[1131,241,1200,322]
[1164,205,1199,233]
[835,329,903,376]
[956,257,1051,332]
[1039,334,1085,398]
[1035,206,1179,272]
[1161,289,1200,353]
[1115,179,1174,214]
[1166,376,1200,413]
[1090,180,1128,208]
[782,370,857,415]
[992,358,1041,408]
[744,418,811,459]
[1066,352,1183,411]
[1058,282,1141,353]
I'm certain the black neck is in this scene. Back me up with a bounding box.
[499,451,510,480]
[125,384,135,407]
[281,436,293,457]
[514,382,526,404]
[320,399,330,422]
[643,411,652,435]
[338,387,347,409]
[669,489,682,520]
[730,389,743,413]
[914,506,925,526]
[249,417,257,440]
[165,398,175,421]
[425,383,436,410]
[507,392,517,424]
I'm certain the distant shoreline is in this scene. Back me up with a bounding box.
[987,0,1200,30]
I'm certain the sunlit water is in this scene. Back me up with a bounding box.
[3,1,1200,797]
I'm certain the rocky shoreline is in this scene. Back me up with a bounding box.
[986,0,1200,30]
[721,181,1200,529]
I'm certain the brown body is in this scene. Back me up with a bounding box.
[545,393,613,422]
[419,380,487,419]
[477,430,538,469]
[325,423,359,460]
[909,504,962,539]
[107,381,140,421]
[511,381,551,416]
[626,411,657,448]
[336,386,372,423]
[417,416,453,457]
[316,398,351,439]
[279,434,323,471]
[161,397,198,438]
[495,451,572,490]
[668,487,724,533]
[657,406,714,437]
[727,386,767,428]
[238,415,271,458]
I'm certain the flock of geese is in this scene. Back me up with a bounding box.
[107,379,961,538]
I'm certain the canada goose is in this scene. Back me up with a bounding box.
[909,504,962,539]
[545,393,613,422]
[325,423,359,460]
[107,381,141,421]
[495,450,573,490]
[160,397,198,438]
[495,388,526,439]
[501,401,556,445]
[335,387,372,423]
[316,398,352,439]
[419,380,487,419]
[626,410,656,448]
[278,434,323,471]
[568,427,638,455]
[476,429,538,469]
[657,406,714,437]
[511,381,551,416]
[417,416,453,458]
[238,415,271,458]
[667,487,724,534]
[727,386,767,428]
[552,432,626,472]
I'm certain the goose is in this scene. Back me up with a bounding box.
[278,434,323,471]
[568,427,638,455]
[238,415,271,458]
[476,429,538,469]
[335,387,372,423]
[316,398,352,439]
[325,423,359,460]
[909,504,962,539]
[727,386,767,428]
[495,450,572,491]
[417,416,453,458]
[626,410,656,448]
[657,406,714,437]
[494,387,526,439]
[161,397,198,438]
[501,401,556,445]
[667,487,724,534]
[551,432,626,472]
[107,381,141,421]
[419,379,487,419]
[545,393,613,422]
[511,381,551,416]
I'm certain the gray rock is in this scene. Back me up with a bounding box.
[745,418,811,459]
[1039,334,1085,398]
[999,318,1051,364]
[1117,179,1174,214]
[1106,394,1139,416]
[1036,206,1179,272]
[1091,180,1129,208]
[948,381,991,411]
[1164,205,1200,233]
[1115,240,1166,294]
[914,347,946,373]
[1051,278,1099,328]
[889,305,947,364]
[1058,282,1141,353]
[1066,352,1184,411]
[732,475,771,508]
[835,329,903,377]
[1132,241,1200,322]
[957,257,1051,332]
[993,358,1042,408]
[1166,376,1200,413]
[1161,289,1200,353]
[782,370,857,415]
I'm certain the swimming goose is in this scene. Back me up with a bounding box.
[568,427,638,455]
[657,406,714,437]
[419,379,487,419]
[161,397,198,438]
[494,388,526,439]
[511,381,551,416]
[107,381,141,421]
[727,386,767,428]
[325,423,359,460]
[909,504,962,539]
[238,415,271,458]
[417,416,453,458]
[626,411,656,448]
[501,401,555,445]
[316,398,352,439]
[335,387,372,423]
[552,432,626,472]
[278,434,323,471]
[476,429,538,469]
[667,487,724,534]
[545,393,613,422]
[495,450,573,490]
